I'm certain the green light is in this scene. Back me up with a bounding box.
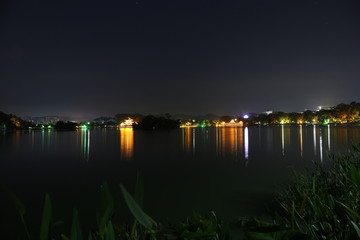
[41,125,45,128]
[48,125,52,129]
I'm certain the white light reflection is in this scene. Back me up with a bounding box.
[313,125,317,155]
[319,128,323,162]
[244,127,249,161]
[327,125,331,151]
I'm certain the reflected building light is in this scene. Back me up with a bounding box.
[192,128,196,155]
[120,128,134,159]
[281,125,285,156]
[319,128,323,162]
[41,129,45,151]
[80,128,90,160]
[234,127,238,159]
[244,127,249,160]
[313,125,317,155]
[183,127,193,153]
[327,125,331,151]
[299,125,303,157]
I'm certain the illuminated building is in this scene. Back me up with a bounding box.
[216,119,243,127]
[119,118,135,128]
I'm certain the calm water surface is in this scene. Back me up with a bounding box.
[1,126,360,236]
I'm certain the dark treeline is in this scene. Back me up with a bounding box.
[133,115,180,130]
[55,121,78,130]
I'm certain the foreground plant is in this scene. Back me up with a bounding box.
[245,145,360,239]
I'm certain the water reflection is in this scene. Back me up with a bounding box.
[281,125,285,156]
[214,127,245,160]
[119,128,134,159]
[299,125,303,157]
[182,127,192,152]
[319,128,323,162]
[244,127,249,161]
[80,128,90,160]
[327,125,331,151]
[313,125,317,155]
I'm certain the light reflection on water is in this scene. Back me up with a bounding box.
[2,126,360,163]
[79,128,90,160]
[119,128,134,159]
[179,126,359,163]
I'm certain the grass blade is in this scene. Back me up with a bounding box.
[71,208,83,240]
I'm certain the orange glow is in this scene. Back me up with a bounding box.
[216,127,244,159]
[120,128,134,159]
[183,127,192,152]
[120,117,135,128]
[10,117,21,127]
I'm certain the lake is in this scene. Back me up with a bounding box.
[1,125,360,237]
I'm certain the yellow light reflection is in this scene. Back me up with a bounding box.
[214,127,244,161]
[281,125,285,156]
[299,125,303,157]
[120,128,134,159]
[313,125,317,155]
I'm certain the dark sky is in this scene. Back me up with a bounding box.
[1,0,359,119]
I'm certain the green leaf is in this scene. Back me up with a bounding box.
[61,234,70,240]
[246,231,275,240]
[2,186,31,239]
[99,182,114,238]
[71,208,83,240]
[350,164,360,187]
[40,194,52,240]
[120,184,156,230]
[351,221,360,238]
[105,221,115,240]
[3,186,26,215]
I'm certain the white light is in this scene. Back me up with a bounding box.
[243,115,249,119]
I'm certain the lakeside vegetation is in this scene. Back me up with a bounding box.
[6,146,360,239]
[2,102,360,131]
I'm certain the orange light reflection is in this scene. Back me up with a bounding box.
[120,128,134,159]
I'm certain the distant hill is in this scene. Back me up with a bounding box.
[0,111,30,129]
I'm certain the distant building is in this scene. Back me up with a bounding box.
[23,116,61,125]
[317,106,332,111]
[263,110,273,115]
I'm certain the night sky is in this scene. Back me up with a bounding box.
[1,0,359,119]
